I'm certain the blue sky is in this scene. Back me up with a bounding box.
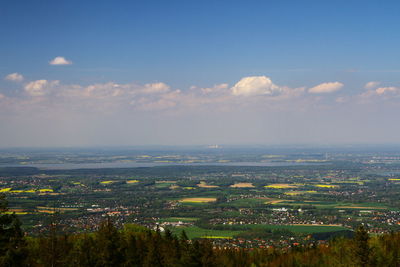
[1,1,400,146]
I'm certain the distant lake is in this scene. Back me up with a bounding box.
[0,161,326,170]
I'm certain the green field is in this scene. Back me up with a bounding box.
[243,224,349,233]
[160,217,199,223]
[169,224,349,239]
[270,200,391,210]
[169,226,242,239]
[154,183,174,188]
[225,198,267,207]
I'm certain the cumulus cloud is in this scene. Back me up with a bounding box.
[231,76,281,96]
[364,81,380,89]
[140,82,170,94]
[308,82,343,93]
[359,86,400,99]
[8,75,396,115]
[24,80,60,96]
[5,72,24,82]
[81,82,126,98]
[376,86,398,95]
[13,76,303,112]
[49,56,72,65]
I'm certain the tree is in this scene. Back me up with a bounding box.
[95,217,124,267]
[354,224,371,266]
[0,194,28,266]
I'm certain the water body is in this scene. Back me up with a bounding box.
[0,161,326,170]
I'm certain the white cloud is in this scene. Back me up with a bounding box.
[359,86,400,99]
[64,82,171,100]
[308,82,343,93]
[200,83,229,94]
[364,81,380,89]
[5,72,24,82]
[82,82,125,98]
[49,56,72,65]
[231,76,281,96]
[375,86,398,95]
[24,80,59,96]
[0,93,4,99]
[140,82,170,94]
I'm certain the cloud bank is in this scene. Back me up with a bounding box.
[2,73,400,147]
[24,80,60,96]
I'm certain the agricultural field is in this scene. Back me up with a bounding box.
[169,226,242,239]
[1,147,400,247]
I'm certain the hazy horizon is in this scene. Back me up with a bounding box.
[1,1,400,147]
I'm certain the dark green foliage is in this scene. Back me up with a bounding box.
[19,222,400,267]
[2,201,400,267]
[354,225,371,266]
[0,194,28,266]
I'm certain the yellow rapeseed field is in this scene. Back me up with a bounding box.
[314,184,339,188]
[264,184,298,189]
[100,181,114,184]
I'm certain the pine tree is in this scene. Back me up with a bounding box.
[0,194,28,266]
[354,224,371,267]
[95,217,124,267]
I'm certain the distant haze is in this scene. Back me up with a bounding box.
[1,1,400,147]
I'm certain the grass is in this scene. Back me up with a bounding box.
[155,183,174,188]
[169,226,242,239]
[160,217,199,222]
[169,224,349,239]
[243,224,348,233]
[268,200,391,210]
[228,198,268,207]
[284,190,317,195]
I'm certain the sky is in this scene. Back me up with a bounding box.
[1,0,400,147]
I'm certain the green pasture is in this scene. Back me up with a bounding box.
[225,198,267,207]
[243,224,348,233]
[169,226,242,239]
[169,224,349,239]
[270,200,392,210]
[160,217,199,223]
[154,183,174,188]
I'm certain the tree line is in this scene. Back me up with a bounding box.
[1,194,400,266]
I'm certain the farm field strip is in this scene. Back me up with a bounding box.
[179,197,217,203]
